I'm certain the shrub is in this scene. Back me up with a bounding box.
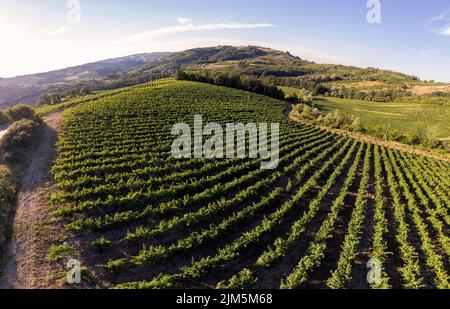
[90,237,112,253]
[0,111,10,126]
[0,104,38,126]
[6,104,37,122]
[351,116,365,133]
[47,243,76,262]
[429,139,445,150]
[0,166,15,259]
[293,104,365,133]
[0,119,43,163]
[406,131,426,146]
[216,269,258,289]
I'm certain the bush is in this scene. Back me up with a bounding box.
[293,104,365,133]
[317,110,347,128]
[0,111,9,126]
[0,119,43,163]
[0,166,15,259]
[407,131,426,146]
[0,104,38,126]
[429,139,445,150]
[47,243,76,262]
[351,116,365,133]
[90,237,112,253]
[6,104,36,121]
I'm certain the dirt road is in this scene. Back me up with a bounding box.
[0,112,61,289]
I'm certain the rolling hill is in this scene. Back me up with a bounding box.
[2,46,446,109]
[0,52,171,109]
[43,80,450,288]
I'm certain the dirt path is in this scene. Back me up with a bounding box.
[0,112,61,289]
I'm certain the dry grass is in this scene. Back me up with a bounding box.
[343,81,385,88]
[410,85,450,95]
[202,63,232,70]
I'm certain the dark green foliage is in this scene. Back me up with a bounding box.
[91,237,112,253]
[324,86,408,102]
[0,119,43,163]
[176,70,285,100]
[39,93,62,106]
[0,104,38,126]
[0,166,15,263]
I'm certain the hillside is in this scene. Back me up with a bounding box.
[0,52,171,108]
[2,46,446,109]
[313,97,450,149]
[35,80,450,289]
[128,46,431,91]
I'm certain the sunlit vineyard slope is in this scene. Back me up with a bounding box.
[50,80,450,289]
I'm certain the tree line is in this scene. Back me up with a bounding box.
[175,70,286,101]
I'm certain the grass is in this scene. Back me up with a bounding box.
[312,97,450,145]
[0,165,15,264]
[278,86,309,97]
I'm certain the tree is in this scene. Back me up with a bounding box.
[40,94,52,105]
[50,93,62,104]
[80,88,91,96]
[6,104,36,121]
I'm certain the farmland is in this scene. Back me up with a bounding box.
[47,80,450,289]
[312,97,450,149]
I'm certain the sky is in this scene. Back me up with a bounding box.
[0,0,450,81]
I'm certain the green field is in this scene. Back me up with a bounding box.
[313,97,450,144]
[47,80,450,289]
[278,86,308,97]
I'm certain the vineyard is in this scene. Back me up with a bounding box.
[51,80,450,289]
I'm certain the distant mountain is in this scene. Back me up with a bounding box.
[0,52,171,108]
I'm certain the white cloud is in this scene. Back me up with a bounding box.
[177,17,193,25]
[439,26,450,36]
[0,15,345,78]
[418,49,438,57]
[41,26,71,37]
[124,18,275,42]
[426,10,450,36]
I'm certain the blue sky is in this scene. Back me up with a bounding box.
[1,0,450,81]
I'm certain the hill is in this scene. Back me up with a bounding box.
[129,46,432,94]
[40,80,450,289]
[0,52,171,108]
[2,46,447,109]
